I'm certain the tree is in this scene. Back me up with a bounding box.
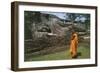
[84,14,90,30]
[66,13,77,24]
[66,13,90,31]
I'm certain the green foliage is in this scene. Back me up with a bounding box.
[84,14,90,30]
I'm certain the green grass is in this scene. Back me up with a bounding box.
[27,45,90,61]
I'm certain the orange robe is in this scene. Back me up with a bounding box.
[70,33,78,58]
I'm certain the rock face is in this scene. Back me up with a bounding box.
[29,13,74,48]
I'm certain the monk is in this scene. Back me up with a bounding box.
[70,31,78,58]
